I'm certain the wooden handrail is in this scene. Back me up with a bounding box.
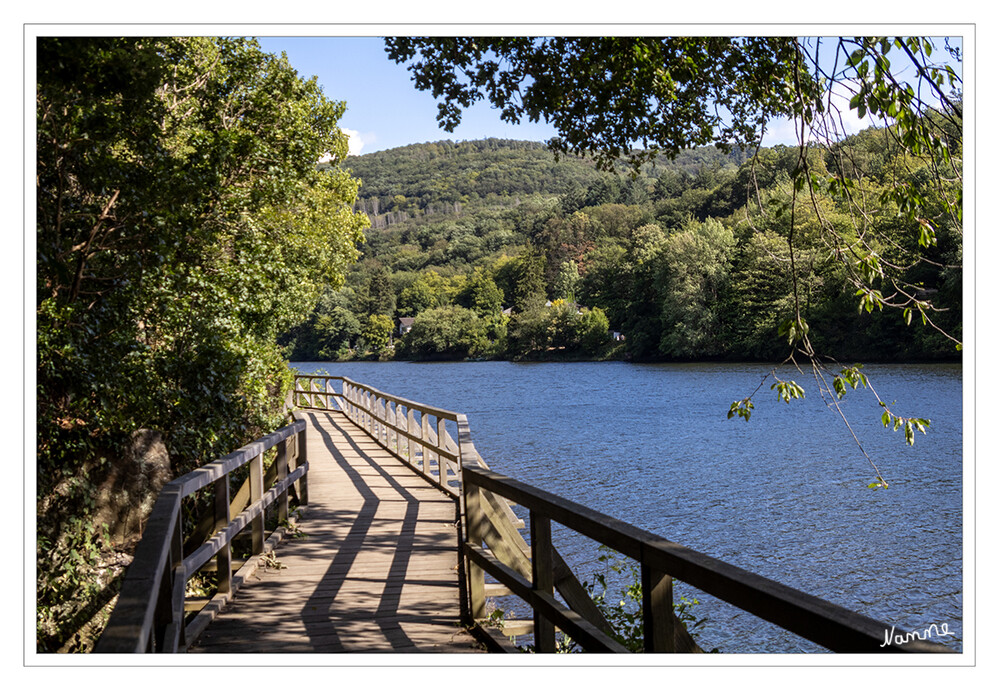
[294,375,461,496]
[461,461,955,654]
[294,374,460,421]
[94,416,309,653]
[452,401,952,653]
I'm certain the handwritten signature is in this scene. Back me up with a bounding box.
[881,623,955,648]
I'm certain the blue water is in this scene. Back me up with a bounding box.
[291,360,964,653]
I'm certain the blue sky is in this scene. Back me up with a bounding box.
[257,36,561,156]
[256,35,964,159]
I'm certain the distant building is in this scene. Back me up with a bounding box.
[399,317,415,335]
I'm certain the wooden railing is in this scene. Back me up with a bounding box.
[94,416,308,653]
[293,374,463,497]
[298,373,954,654]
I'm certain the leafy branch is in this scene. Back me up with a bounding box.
[580,546,712,653]
[728,37,957,488]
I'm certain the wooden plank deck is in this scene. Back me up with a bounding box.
[189,410,484,654]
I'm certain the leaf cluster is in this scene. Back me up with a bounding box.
[385,37,805,172]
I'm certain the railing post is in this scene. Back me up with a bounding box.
[454,424,471,628]
[378,398,384,443]
[420,411,430,474]
[437,417,448,488]
[393,402,401,452]
[397,404,406,456]
[164,563,187,652]
[214,475,232,594]
[407,408,416,465]
[297,421,309,506]
[641,564,676,653]
[250,452,264,555]
[387,401,396,452]
[380,398,389,446]
[170,511,186,650]
[152,553,172,651]
[151,511,184,652]
[276,437,289,525]
[465,482,486,622]
[530,510,556,652]
[403,407,416,467]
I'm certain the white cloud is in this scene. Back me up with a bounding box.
[316,129,370,163]
[342,128,365,156]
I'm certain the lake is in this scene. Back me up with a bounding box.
[291,360,964,653]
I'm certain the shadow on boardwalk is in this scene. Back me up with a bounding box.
[190,411,484,653]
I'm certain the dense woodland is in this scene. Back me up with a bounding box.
[284,135,961,363]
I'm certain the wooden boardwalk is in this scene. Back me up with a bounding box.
[190,410,484,653]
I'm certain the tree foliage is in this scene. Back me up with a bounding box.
[658,218,736,357]
[36,37,368,650]
[384,37,806,172]
[398,305,490,359]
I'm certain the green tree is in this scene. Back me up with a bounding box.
[397,269,459,316]
[505,306,549,358]
[506,300,611,359]
[658,218,736,358]
[35,37,367,650]
[366,266,396,316]
[399,305,489,359]
[458,266,505,316]
[578,240,630,329]
[552,260,581,302]
[281,288,361,360]
[511,248,547,312]
[622,224,668,359]
[577,307,612,355]
[362,313,394,355]
[315,306,362,360]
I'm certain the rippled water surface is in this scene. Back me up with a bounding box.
[292,361,964,653]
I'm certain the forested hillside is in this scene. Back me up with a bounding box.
[285,134,961,363]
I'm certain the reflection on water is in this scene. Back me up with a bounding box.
[293,360,964,653]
